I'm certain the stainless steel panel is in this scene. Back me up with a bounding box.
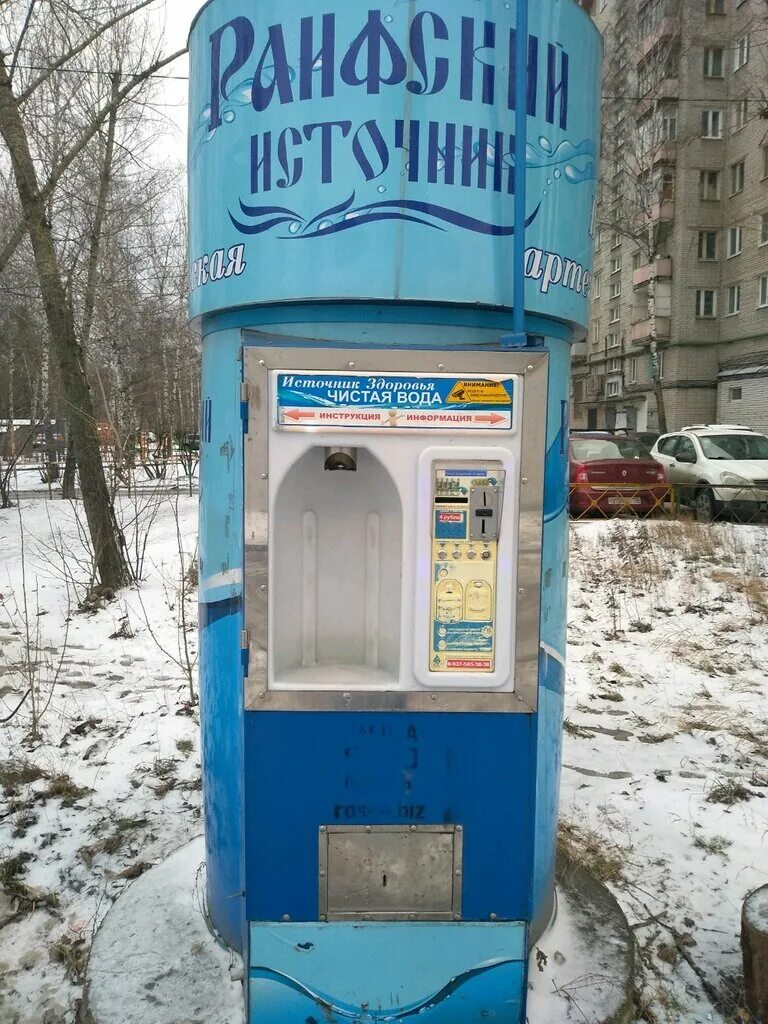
[243,346,548,714]
[318,825,463,922]
[469,482,504,543]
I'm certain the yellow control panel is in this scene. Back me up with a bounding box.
[430,462,505,674]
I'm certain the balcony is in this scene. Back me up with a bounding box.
[643,141,678,167]
[631,317,671,343]
[639,18,679,60]
[636,199,675,229]
[635,78,680,118]
[633,257,673,288]
[572,340,588,364]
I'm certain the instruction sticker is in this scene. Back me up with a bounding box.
[275,371,515,431]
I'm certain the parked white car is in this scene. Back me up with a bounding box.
[651,425,768,521]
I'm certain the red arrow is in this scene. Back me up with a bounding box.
[474,413,507,425]
[283,409,316,422]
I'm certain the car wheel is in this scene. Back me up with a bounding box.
[694,488,717,523]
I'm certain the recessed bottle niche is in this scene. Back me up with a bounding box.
[271,446,402,690]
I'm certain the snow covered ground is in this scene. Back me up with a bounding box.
[563,519,768,1023]
[0,499,766,1023]
[0,491,203,1024]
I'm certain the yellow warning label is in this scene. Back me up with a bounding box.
[447,380,512,405]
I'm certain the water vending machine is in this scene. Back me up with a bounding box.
[189,1,601,1020]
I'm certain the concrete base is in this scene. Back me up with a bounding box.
[528,855,635,1024]
[85,839,634,1024]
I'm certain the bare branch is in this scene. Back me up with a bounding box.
[17,0,160,104]
[0,44,187,277]
[9,0,38,83]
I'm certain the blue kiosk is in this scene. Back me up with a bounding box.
[189,2,601,1020]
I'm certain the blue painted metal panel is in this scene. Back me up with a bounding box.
[201,304,576,343]
[200,598,245,950]
[531,337,570,922]
[248,922,527,1023]
[188,1,601,325]
[199,327,246,950]
[243,712,535,923]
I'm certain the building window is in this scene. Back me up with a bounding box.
[732,98,748,132]
[606,380,621,398]
[592,320,601,347]
[657,351,665,380]
[734,34,750,72]
[609,306,621,324]
[611,232,622,249]
[696,289,717,318]
[607,357,622,373]
[730,160,746,196]
[729,386,743,401]
[726,284,741,316]
[727,226,743,258]
[610,256,622,274]
[628,356,639,383]
[610,281,621,299]
[763,148,768,180]
[607,333,621,349]
[703,48,724,78]
[659,168,675,199]
[701,110,723,139]
[698,230,718,261]
[593,273,601,297]
[660,106,678,141]
[760,213,768,246]
[699,170,721,201]
[706,0,725,13]
[759,276,768,308]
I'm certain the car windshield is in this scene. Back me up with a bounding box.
[698,434,768,461]
[571,439,653,462]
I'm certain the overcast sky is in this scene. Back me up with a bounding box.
[154,0,197,165]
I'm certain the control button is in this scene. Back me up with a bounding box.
[481,550,492,561]
[452,550,462,559]
[438,550,447,560]
[467,549,477,560]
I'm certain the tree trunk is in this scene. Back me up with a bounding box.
[743,885,768,1023]
[647,268,668,436]
[0,55,127,589]
[62,430,77,499]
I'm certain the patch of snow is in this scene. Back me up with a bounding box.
[87,837,244,1024]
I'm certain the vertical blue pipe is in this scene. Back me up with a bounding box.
[513,0,529,341]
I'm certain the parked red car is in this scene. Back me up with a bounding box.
[569,433,668,517]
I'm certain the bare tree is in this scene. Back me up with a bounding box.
[0,2,186,589]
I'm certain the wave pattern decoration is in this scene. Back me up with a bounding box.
[229,193,542,239]
[250,957,523,1022]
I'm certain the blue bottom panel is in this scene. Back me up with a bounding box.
[244,713,535,923]
[248,922,527,1023]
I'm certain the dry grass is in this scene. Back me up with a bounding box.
[693,833,732,856]
[706,778,751,805]
[79,815,150,867]
[0,852,58,912]
[49,934,88,984]
[557,821,625,885]
[41,773,91,808]
[0,758,48,796]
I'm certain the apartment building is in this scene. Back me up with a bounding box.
[574,0,768,434]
